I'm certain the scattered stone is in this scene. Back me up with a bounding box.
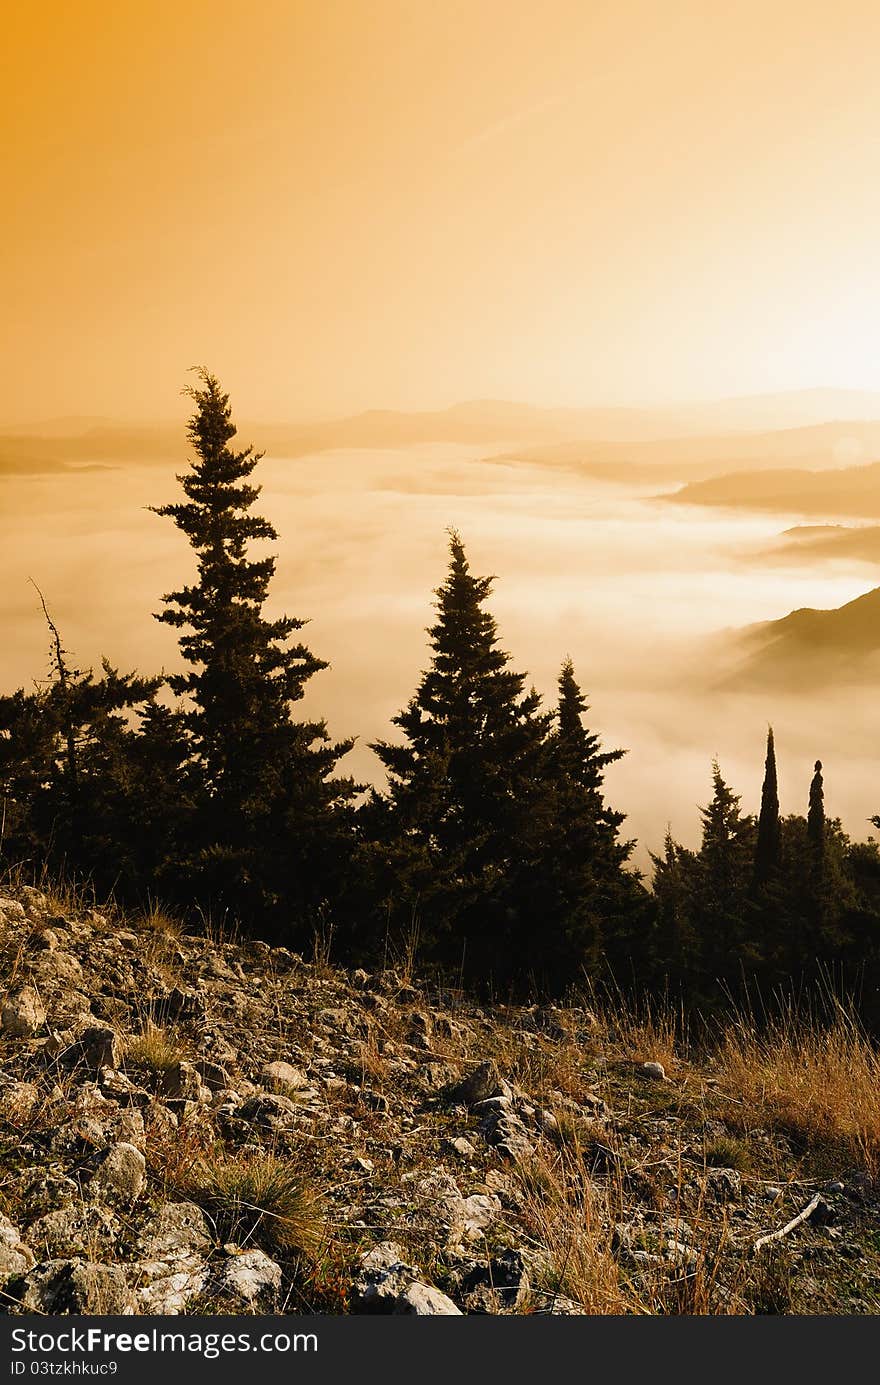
[21,1259,134,1314]
[0,897,27,924]
[262,1060,308,1094]
[214,1247,282,1308]
[704,1167,742,1202]
[2,986,46,1038]
[0,1214,35,1282]
[459,1249,531,1312]
[76,1026,122,1071]
[161,1062,212,1103]
[448,1060,505,1107]
[393,1282,462,1315]
[90,1142,146,1203]
[640,1061,667,1081]
[447,1136,477,1159]
[25,1205,119,1261]
[137,1203,213,1260]
[352,1241,419,1312]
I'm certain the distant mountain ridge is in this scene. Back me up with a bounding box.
[668,459,880,519]
[723,584,880,689]
[762,525,880,566]
[7,390,880,477]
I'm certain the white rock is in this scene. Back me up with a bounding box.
[217,1247,282,1306]
[640,1061,667,1081]
[394,1282,462,1315]
[0,1214,35,1281]
[90,1142,146,1203]
[2,986,46,1038]
[262,1060,309,1094]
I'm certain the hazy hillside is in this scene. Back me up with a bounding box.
[491,419,880,484]
[8,394,880,477]
[723,585,880,689]
[763,525,880,566]
[668,461,880,518]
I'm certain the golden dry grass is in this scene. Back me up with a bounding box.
[718,1008,880,1178]
[182,1150,324,1260]
[515,1145,630,1314]
[126,1021,187,1074]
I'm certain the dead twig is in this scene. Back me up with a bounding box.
[753,1192,823,1253]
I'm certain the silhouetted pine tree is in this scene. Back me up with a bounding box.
[538,658,643,985]
[694,762,755,978]
[152,369,357,931]
[0,641,162,893]
[554,657,624,794]
[370,531,553,985]
[649,829,698,984]
[753,727,781,888]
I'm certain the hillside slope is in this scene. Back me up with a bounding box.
[723,586,880,690]
[0,885,878,1315]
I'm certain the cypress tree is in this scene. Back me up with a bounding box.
[807,759,825,859]
[152,369,356,929]
[753,727,781,888]
[805,757,827,953]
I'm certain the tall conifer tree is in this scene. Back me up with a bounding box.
[753,727,781,888]
[152,369,356,928]
[370,531,552,980]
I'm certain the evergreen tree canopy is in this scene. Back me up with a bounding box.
[0,618,162,892]
[808,760,825,854]
[554,657,625,796]
[753,727,781,887]
[372,531,550,848]
[151,369,357,927]
[369,531,553,976]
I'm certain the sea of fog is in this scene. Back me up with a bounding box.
[2,442,878,867]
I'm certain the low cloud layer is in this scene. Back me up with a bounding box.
[2,443,878,868]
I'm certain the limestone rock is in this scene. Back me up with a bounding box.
[393,1282,462,1315]
[136,1203,213,1260]
[0,1214,35,1282]
[90,1141,146,1203]
[2,986,46,1038]
[161,1062,211,1103]
[21,1259,134,1314]
[640,1061,667,1081]
[76,1025,122,1071]
[262,1060,308,1094]
[214,1247,282,1308]
[352,1241,418,1312]
[448,1060,506,1107]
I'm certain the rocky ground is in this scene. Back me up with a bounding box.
[0,883,878,1315]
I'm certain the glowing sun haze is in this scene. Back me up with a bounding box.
[5,0,880,423]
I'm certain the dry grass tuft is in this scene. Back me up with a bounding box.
[126,1022,187,1074]
[136,903,185,941]
[719,1008,880,1178]
[353,1031,389,1085]
[515,1145,631,1314]
[181,1150,324,1260]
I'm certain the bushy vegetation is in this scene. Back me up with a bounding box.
[2,371,880,1011]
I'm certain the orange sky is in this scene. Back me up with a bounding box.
[5,0,880,423]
